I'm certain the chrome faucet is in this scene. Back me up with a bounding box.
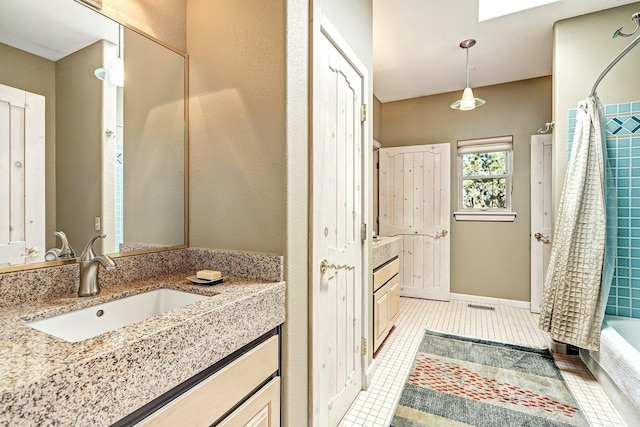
[57,231,75,258]
[78,234,116,297]
[44,231,75,261]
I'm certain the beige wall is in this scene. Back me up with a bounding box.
[0,43,57,250]
[373,95,382,142]
[186,0,291,418]
[187,1,372,425]
[553,2,640,213]
[123,28,185,248]
[55,41,105,253]
[95,0,186,254]
[381,77,552,302]
[99,0,186,52]
[187,0,287,256]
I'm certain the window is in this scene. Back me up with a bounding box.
[454,136,516,221]
[478,0,560,22]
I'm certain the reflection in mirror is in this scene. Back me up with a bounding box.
[0,0,186,271]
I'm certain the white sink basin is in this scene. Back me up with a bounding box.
[25,288,210,342]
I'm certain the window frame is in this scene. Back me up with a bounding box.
[454,135,516,222]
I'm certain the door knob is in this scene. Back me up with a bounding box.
[22,247,41,258]
[320,259,352,274]
[534,232,550,243]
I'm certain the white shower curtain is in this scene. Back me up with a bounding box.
[539,96,609,351]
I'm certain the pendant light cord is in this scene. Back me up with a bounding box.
[118,25,122,59]
[465,46,470,88]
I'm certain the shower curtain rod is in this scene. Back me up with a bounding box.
[590,28,640,97]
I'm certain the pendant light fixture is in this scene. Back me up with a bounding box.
[94,25,124,87]
[450,39,485,111]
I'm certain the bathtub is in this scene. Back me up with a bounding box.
[580,315,640,426]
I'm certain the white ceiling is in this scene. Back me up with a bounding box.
[3,0,637,101]
[373,0,639,102]
[0,0,117,61]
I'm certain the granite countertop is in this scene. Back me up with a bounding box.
[372,235,402,249]
[372,235,402,270]
[0,272,285,426]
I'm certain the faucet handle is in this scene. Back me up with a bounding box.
[80,234,106,261]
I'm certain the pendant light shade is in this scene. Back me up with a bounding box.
[94,57,124,87]
[108,57,124,87]
[450,39,485,111]
[94,25,124,87]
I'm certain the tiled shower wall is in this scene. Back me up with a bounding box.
[568,101,640,318]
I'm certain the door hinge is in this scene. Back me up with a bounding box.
[361,337,367,355]
[361,223,367,242]
[361,104,367,122]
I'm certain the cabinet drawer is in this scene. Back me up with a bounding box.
[138,335,279,427]
[373,288,390,352]
[374,258,399,290]
[388,278,400,324]
[218,377,280,427]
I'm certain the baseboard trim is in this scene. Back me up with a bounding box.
[450,293,531,310]
[362,358,377,390]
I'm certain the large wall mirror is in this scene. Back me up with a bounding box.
[0,0,187,271]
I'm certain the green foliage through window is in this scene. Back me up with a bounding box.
[462,152,506,176]
[462,178,507,208]
[460,151,509,209]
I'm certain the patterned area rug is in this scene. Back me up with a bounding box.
[390,331,588,427]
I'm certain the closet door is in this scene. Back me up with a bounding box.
[379,144,450,301]
[530,134,552,313]
[0,84,45,266]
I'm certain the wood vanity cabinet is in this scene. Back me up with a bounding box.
[373,258,400,353]
[217,376,280,426]
[114,329,281,427]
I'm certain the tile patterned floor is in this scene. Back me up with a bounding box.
[338,297,627,427]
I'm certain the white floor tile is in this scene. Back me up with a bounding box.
[337,297,627,427]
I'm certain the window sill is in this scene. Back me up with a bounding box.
[454,211,517,222]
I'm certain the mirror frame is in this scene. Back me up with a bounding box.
[0,0,189,274]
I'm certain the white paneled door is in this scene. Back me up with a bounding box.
[530,134,553,313]
[311,12,367,427]
[379,144,451,301]
[0,84,45,266]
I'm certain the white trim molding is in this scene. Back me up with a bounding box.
[456,135,514,216]
[454,211,516,222]
[362,358,377,390]
[450,293,531,310]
